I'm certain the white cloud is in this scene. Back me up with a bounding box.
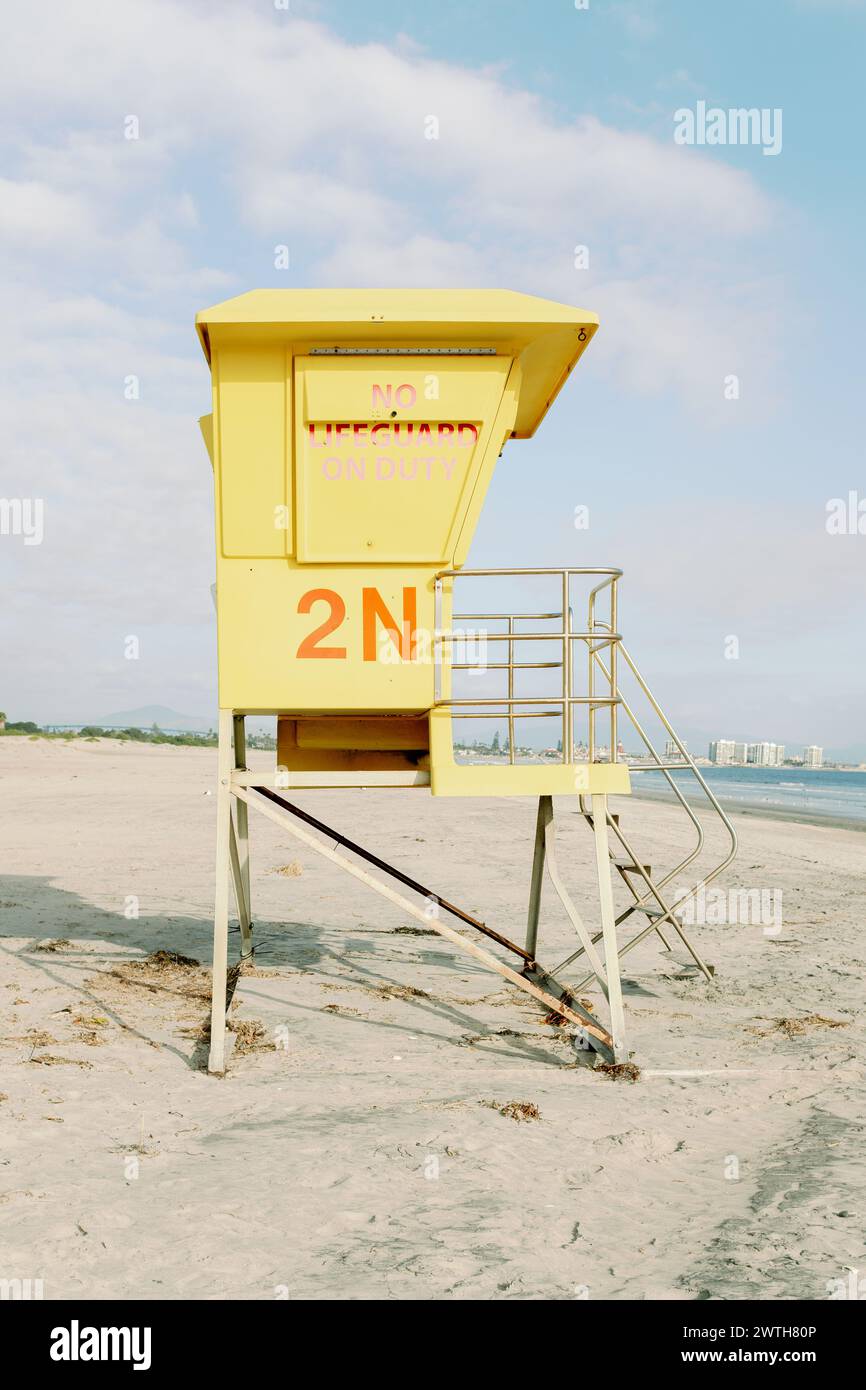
[607,1,660,42]
[0,3,778,399]
[0,177,98,250]
[0,0,798,718]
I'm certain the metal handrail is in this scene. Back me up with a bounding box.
[433,567,623,763]
[437,629,621,643]
[588,619,738,868]
[587,572,618,759]
[439,568,623,578]
[453,611,562,622]
[551,617,740,985]
[432,564,737,985]
[438,696,619,705]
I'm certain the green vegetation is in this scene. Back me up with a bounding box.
[83,726,221,747]
[0,719,274,750]
[0,721,217,745]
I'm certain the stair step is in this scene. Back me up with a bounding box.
[612,857,651,874]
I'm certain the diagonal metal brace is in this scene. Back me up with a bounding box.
[240,786,615,1063]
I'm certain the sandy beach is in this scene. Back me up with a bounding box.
[1,735,864,1301]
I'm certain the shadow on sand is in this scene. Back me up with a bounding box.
[0,873,604,1074]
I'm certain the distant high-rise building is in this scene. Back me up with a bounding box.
[665,738,686,759]
[733,742,748,763]
[709,739,735,765]
[748,741,784,766]
[804,745,823,768]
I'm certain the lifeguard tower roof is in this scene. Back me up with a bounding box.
[196,288,597,438]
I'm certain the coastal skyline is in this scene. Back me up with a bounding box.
[708,739,831,768]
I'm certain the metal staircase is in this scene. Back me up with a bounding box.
[562,628,738,990]
[439,567,739,997]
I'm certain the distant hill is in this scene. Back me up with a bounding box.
[94,705,213,732]
[90,705,275,737]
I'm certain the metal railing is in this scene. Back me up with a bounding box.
[432,564,739,984]
[433,566,623,764]
[577,621,738,948]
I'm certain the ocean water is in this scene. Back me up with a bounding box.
[630,765,866,827]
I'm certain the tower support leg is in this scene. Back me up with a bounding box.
[525,796,609,996]
[208,709,234,1075]
[230,711,250,950]
[591,793,627,1063]
[228,818,253,957]
[525,795,551,959]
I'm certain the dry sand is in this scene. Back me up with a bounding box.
[1,735,864,1301]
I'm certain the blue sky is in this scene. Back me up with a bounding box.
[0,0,863,757]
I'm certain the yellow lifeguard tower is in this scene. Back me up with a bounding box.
[197,289,736,1074]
